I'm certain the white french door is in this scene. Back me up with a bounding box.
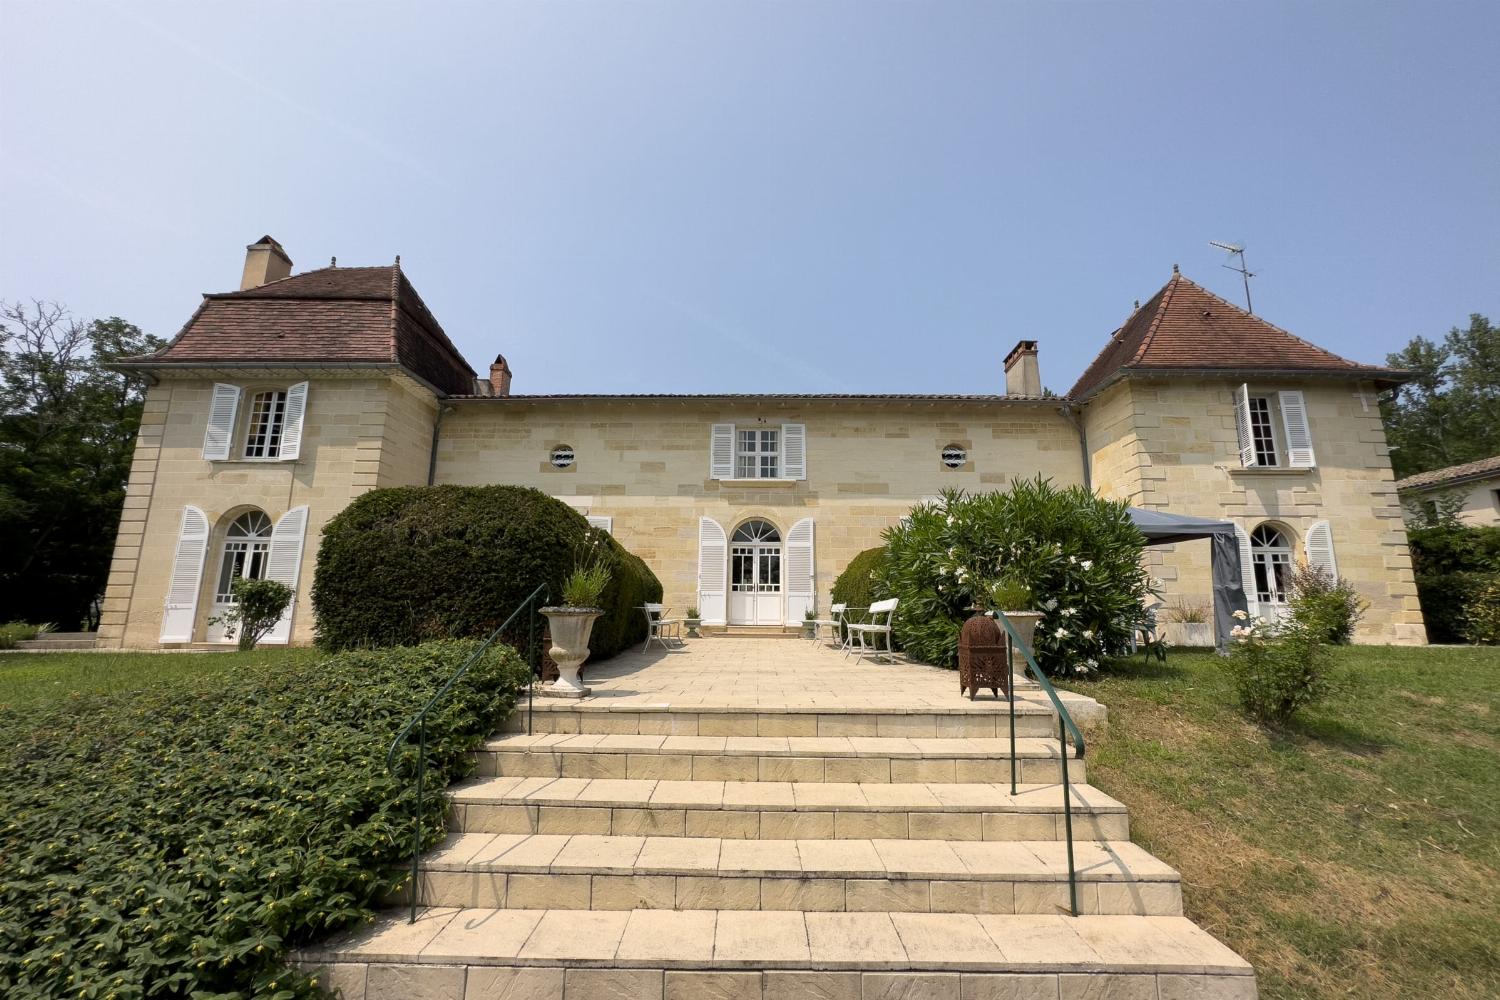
[206,511,272,643]
[728,520,782,625]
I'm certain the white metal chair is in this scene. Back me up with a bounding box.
[846,598,898,663]
[641,604,683,651]
[813,603,846,645]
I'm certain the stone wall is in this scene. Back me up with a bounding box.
[97,372,437,648]
[433,399,1085,618]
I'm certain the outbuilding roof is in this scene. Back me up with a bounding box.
[1395,455,1500,492]
[118,264,476,396]
[1068,270,1406,400]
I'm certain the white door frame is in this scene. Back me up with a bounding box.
[728,519,783,625]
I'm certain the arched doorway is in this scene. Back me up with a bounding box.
[206,510,272,643]
[1249,523,1294,616]
[729,519,782,625]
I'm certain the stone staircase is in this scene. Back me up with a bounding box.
[301,692,1255,999]
[12,631,96,651]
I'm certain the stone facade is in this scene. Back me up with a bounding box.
[1083,379,1425,644]
[98,246,1428,649]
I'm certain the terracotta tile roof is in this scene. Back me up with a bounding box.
[1396,455,1500,492]
[1068,270,1407,400]
[448,393,1054,403]
[121,264,476,396]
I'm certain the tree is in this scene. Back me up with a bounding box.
[1382,314,1500,479]
[0,301,164,629]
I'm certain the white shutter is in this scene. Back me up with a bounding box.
[586,515,614,535]
[1234,384,1257,468]
[1305,520,1338,581]
[697,516,728,625]
[1234,522,1260,618]
[784,517,815,624]
[262,506,309,644]
[202,384,241,461]
[709,424,735,479]
[278,381,310,461]
[160,505,210,642]
[1278,390,1316,468]
[781,423,807,480]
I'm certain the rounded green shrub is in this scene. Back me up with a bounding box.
[832,546,889,613]
[312,485,660,658]
[878,478,1150,675]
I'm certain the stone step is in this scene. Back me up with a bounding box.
[449,777,1128,841]
[14,637,97,650]
[300,908,1257,1000]
[505,703,1065,739]
[410,834,1182,916]
[479,733,1087,784]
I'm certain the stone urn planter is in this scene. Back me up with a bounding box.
[684,612,702,639]
[998,609,1044,673]
[802,616,817,640]
[540,606,602,698]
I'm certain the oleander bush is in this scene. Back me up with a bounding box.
[877,478,1150,675]
[1223,612,1338,725]
[312,485,660,658]
[0,639,529,999]
[1288,564,1366,645]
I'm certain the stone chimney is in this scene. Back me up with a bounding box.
[240,235,293,290]
[1004,340,1041,396]
[489,354,513,396]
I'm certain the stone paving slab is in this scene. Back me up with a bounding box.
[299,908,1253,977]
[484,734,1078,758]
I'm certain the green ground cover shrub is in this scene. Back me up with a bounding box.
[0,639,530,999]
[878,478,1149,675]
[0,621,43,649]
[312,485,660,658]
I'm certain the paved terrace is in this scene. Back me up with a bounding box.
[551,637,1104,723]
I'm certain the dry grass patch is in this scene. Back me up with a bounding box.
[1077,645,1499,1000]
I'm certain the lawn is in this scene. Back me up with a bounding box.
[0,647,326,709]
[1079,645,1500,1000]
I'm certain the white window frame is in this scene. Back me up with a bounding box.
[736,427,781,479]
[1246,395,1280,467]
[1250,523,1294,608]
[243,389,289,459]
[1235,385,1315,470]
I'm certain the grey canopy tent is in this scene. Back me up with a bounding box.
[1127,507,1249,650]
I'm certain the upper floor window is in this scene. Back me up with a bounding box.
[709,423,806,481]
[201,381,309,462]
[244,390,289,458]
[737,428,780,479]
[1234,385,1314,469]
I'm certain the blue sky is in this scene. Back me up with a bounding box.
[2,1,1496,395]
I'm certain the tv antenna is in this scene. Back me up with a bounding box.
[1209,241,1255,313]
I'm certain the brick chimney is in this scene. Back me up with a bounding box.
[240,235,293,290]
[1004,340,1041,396]
[489,354,513,396]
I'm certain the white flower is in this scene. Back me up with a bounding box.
[1085,657,1098,668]
[1256,616,1267,626]
[938,567,948,576]
[946,516,956,526]
[1232,610,1249,621]
[1082,630,1094,639]
[1060,607,1076,617]
[1068,555,1077,564]
[1080,560,1093,570]
[1041,598,1058,612]
[1054,627,1068,639]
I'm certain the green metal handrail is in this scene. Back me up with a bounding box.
[386,582,548,923]
[994,610,1085,917]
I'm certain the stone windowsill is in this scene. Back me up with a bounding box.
[717,478,800,487]
[1227,467,1314,476]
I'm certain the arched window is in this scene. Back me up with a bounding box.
[215,511,272,603]
[1250,523,1293,608]
[731,520,781,544]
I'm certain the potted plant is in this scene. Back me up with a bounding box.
[1163,600,1213,648]
[984,575,1042,662]
[803,607,818,639]
[540,554,611,698]
[684,607,701,639]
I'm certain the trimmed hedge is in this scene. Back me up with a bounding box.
[832,546,889,613]
[312,485,661,658]
[0,640,530,999]
[1408,525,1500,643]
